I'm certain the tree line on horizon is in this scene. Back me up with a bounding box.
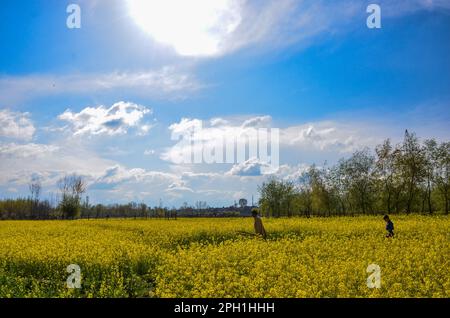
[258,130,449,217]
[0,130,448,220]
[0,175,249,220]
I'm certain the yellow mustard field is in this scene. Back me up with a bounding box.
[0,216,448,298]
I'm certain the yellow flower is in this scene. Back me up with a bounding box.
[0,216,448,297]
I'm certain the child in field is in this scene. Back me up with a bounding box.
[252,209,267,239]
[383,215,394,238]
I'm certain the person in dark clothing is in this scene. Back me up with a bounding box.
[383,215,394,238]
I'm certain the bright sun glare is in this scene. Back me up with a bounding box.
[127,0,242,57]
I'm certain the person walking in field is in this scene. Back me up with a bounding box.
[252,209,267,239]
[384,215,394,238]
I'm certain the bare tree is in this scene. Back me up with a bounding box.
[375,139,399,214]
[29,178,41,219]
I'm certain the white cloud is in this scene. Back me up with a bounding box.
[94,165,178,186]
[168,117,203,136]
[1,102,447,206]
[125,0,450,58]
[227,157,272,176]
[162,115,379,166]
[0,110,35,141]
[0,143,58,158]
[144,149,156,156]
[103,146,131,156]
[58,101,152,136]
[224,0,336,54]
[162,116,273,164]
[210,117,230,127]
[95,165,146,185]
[138,124,154,136]
[280,120,384,153]
[230,0,450,56]
[0,67,201,105]
[126,0,343,57]
[241,115,272,128]
[0,140,115,188]
[91,164,194,203]
[275,163,310,181]
[161,113,434,187]
[128,0,243,57]
[166,180,194,193]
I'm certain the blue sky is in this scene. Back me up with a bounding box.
[1,0,449,207]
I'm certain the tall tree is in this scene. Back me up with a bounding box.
[433,141,450,214]
[28,178,41,219]
[422,139,438,214]
[340,149,375,215]
[297,171,313,217]
[374,139,402,214]
[329,161,349,216]
[309,165,334,216]
[398,130,426,214]
[58,175,86,219]
[258,178,296,217]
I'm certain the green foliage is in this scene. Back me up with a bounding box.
[258,178,296,217]
[259,131,449,217]
[59,195,81,219]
